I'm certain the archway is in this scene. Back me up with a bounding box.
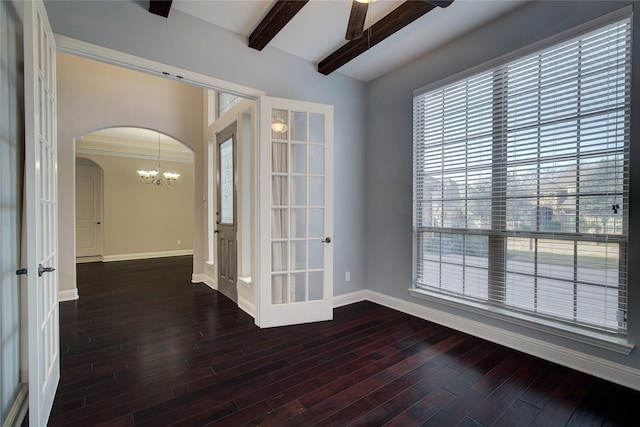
[74,127,195,266]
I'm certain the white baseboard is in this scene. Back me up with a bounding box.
[333,290,368,308]
[365,290,640,391]
[238,294,256,318]
[3,384,28,427]
[76,256,102,263]
[103,249,193,262]
[192,273,216,290]
[59,288,79,302]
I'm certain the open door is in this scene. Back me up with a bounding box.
[23,1,60,425]
[258,96,334,328]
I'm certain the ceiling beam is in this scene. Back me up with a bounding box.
[149,0,173,18]
[318,1,450,76]
[249,0,310,51]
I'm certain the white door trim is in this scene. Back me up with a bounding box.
[54,34,266,99]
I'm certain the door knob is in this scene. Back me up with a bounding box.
[214,230,220,234]
[322,237,331,243]
[96,221,101,224]
[38,264,56,277]
[16,268,28,276]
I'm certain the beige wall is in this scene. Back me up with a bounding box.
[57,52,204,294]
[77,154,194,257]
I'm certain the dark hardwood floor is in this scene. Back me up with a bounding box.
[49,256,637,426]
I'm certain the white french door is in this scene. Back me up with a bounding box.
[24,1,60,425]
[258,96,334,328]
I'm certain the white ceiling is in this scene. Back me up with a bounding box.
[172,0,529,82]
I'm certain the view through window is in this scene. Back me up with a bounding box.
[413,16,630,336]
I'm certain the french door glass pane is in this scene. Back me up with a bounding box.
[309,144,324,174]
[271,109,288,139]
[271,209,288,238]
[309,176,324,206]
[272,274,287,304]
[291,111,307,141]
[291,176,306,206]
[272,142,288,172]
[271,242,288,271]
[309,113,324,143]
[308,241,323,269]
[309,271,323,300]
[272,176,288,206]
[292,273,306,302]
[291,208,307,238]
[291,241,306,270]
[308,208,323,238]
[291,144,306,173]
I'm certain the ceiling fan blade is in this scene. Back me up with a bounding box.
[424,1,455,7]
[346,1,369,41]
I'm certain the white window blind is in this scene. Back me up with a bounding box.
[413,16,630,336]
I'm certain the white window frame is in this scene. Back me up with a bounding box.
[411,7,633,353]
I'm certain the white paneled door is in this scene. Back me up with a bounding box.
[258,97,334,328]
[24,1,60,425]
[76,165,103,258]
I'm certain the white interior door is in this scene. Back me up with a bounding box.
[23,1,60,425]
[258,96,334,328]
[76,165,103,258]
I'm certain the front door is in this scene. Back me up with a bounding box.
[76,164,103,259]
[23,1,60,425]
[258,96,334,328]
[216,123,237,302]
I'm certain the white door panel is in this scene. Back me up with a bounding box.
[24,1,60,425]
[76,165,103,258]
[258,97,333,328]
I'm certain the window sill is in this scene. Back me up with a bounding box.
[408,288,634,355]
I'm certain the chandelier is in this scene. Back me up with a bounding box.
[137,133,180,186]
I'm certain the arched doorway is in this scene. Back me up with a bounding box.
[75,127,195,265]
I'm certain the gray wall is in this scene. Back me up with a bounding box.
[365,1,639,372]
[43,0,367,297]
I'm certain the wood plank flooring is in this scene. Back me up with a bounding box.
[48,256,638,426]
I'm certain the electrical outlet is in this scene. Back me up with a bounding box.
[345,271,351,282]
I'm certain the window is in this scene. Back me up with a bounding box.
[218,92,242,118]
[412,15,630,337]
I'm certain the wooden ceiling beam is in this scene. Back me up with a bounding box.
[249,0,309,51]
[149,0,173,18]
[318,1,451,76]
